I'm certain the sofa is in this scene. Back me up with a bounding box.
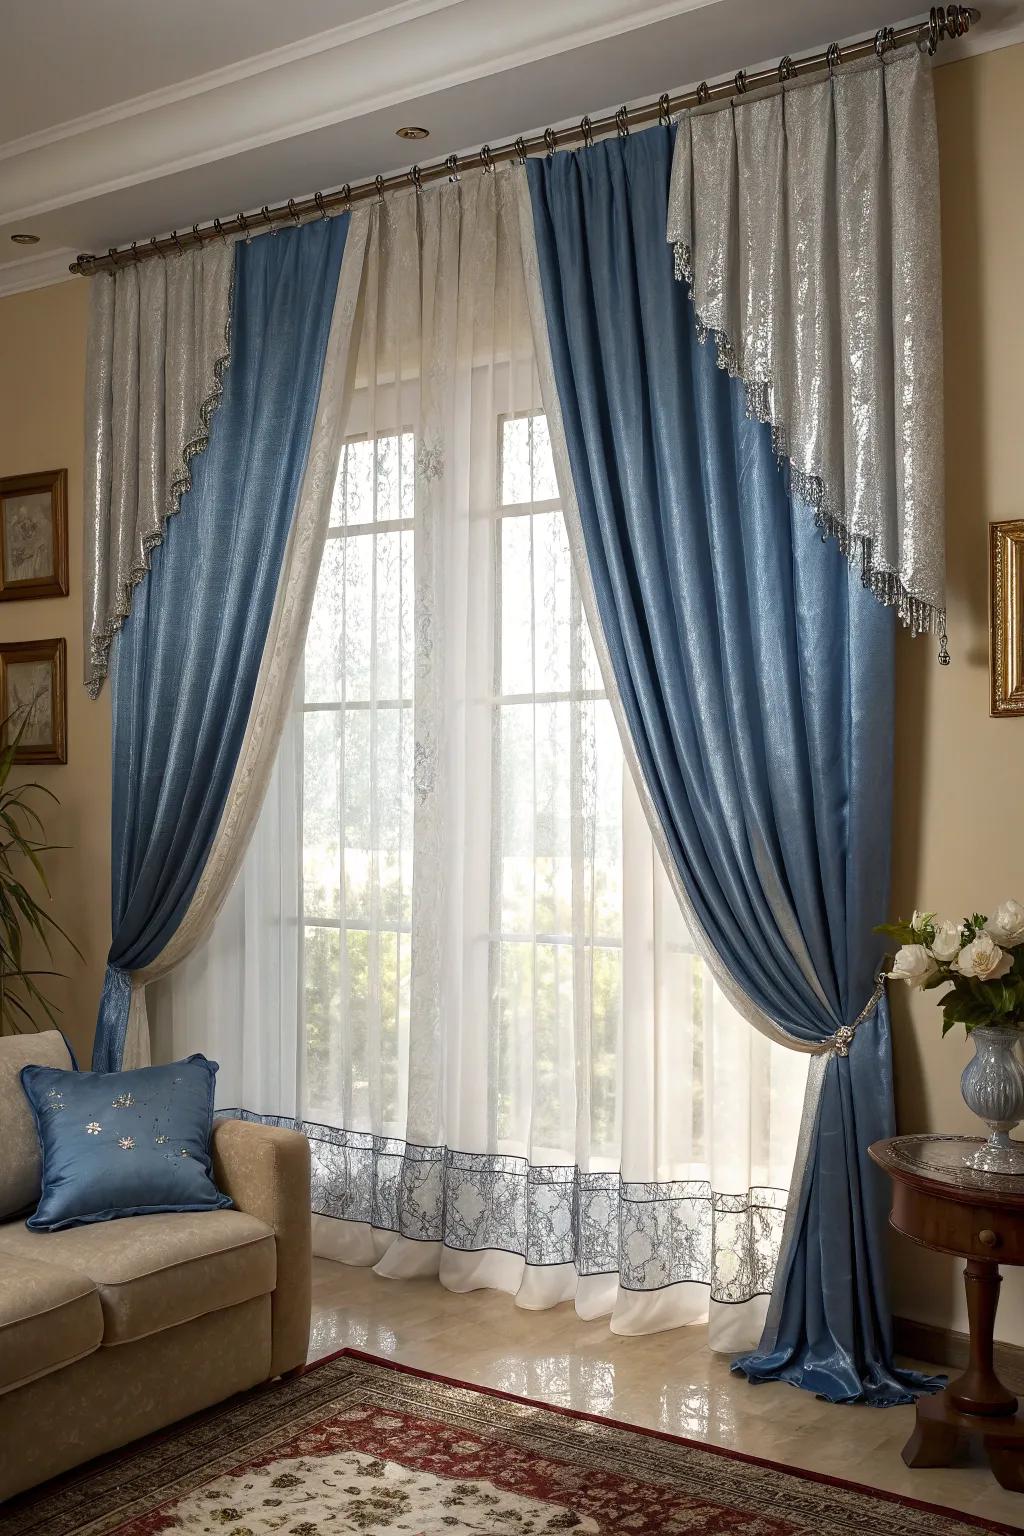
[0,1031,312,1503]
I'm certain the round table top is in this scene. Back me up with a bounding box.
[869,1134,1024,1206]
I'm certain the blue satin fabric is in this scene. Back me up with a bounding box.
[93,216,348,1072]
[528,127,939,1404]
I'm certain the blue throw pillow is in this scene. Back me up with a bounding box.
[19,1055,232,1231]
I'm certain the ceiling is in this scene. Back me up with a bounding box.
[1,0,1021,296]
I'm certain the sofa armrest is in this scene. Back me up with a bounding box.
[212,1118,311,1377]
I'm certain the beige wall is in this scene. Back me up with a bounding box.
[0,40,1021,1336]
[890,41,1024,1341]
[0,279,110,1066]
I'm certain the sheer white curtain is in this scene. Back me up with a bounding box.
[150,169,807,1349]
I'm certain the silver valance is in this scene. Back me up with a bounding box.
[667,46,945,647]
[82,243,235,695]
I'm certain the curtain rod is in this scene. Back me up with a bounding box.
[70,4,978,278]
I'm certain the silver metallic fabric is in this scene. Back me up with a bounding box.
[82,244,235,695]
[666,47,945,642]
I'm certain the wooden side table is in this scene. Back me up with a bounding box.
[870,1134,1024,1493]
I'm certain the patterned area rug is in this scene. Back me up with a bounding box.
[4,1349,1017,1535]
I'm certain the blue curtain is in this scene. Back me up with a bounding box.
[527,126,939,1404]
[93,217,348,1072]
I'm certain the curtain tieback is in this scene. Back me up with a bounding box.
[826,971,887,1057]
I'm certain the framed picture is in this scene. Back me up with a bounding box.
[0,638,67,764]
[0,469,68,602]
[990,520,1024,718]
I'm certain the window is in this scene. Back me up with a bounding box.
[492,412,624,1158]
[302,432,415,1132]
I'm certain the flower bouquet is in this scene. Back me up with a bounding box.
[879,902,1024,1174]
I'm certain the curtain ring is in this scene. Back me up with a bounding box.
[236,212,251,244]
[826,42,842,76]
[515,136,528,165]
[261,206,277,234]
[777,55,795,83]
[341,184,352,212]
[580,115,594,148]
[171,230,184,255]
[615,105,629,137]
[696,81,710,106]
[191,223,204,249]
[926,8,941,54]
[408,164,424,194]
[480,144,494,174]
[212,218,227,245]
[874,27,894,57]
[287,198,301,226]
[314,192,328,221]
[658,93,671,127]
[544,127,558,156]
[129,241,139,264]
[734,70,747,95]
[107,246,121,266]
[375,175,385,204]
[446,153,460,182]
[149,235,165,260]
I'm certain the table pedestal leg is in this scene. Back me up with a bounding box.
[948,1260,1018,1417]
[901,1258,1024,1491]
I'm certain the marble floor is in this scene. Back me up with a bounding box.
[309,1257,1024,1530]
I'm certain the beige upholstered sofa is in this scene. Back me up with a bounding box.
[0,1031,312,1502]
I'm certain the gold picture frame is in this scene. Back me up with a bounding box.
[0,469,69,602]
[0,638,67,764]
[990,520,1024,717]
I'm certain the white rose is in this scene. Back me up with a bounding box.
[956,933,1013,982]
[930,920,963,964]
[986,900,1024,950]
[890,944,939,989]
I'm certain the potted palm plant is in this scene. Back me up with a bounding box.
[0,713,80,1034]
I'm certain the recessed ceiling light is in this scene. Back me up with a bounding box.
[10,232,40,245]
[396,125,429,140]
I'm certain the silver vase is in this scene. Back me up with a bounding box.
[960,1026,1024,1175]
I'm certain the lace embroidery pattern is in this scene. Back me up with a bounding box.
[222,1111,787,1303]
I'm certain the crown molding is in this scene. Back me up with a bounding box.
[0,0,718,226]
[0,246,77,299]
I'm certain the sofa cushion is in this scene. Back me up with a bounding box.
[0,1030,74,1220]
[0,1210,275,1347]
[20,1055,232,1230]
[0,1249,102,1394]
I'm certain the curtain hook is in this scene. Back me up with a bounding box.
[314,192,328,221]
[408,164,424,194]
[580,115,594,148]
[874,27,894,57]
[734,70,748,95]
[171,230,184,255]
[778,55,795,83]
[658,94,671,127]
[287,198,301,226]
[261,206,277,234]
[341,184,352,213]
[236,212,251,244]
[544,127,558,156]
[149,235,165,260]
[826,42,842,76]
[480,144,494,174]
[107,247,121,266]
[515,136,528,165]
[446,153,460,183]
[615,105,630,137]
[191,223,203,248]
[375,175,386,204]
[696,81,710,106]
[129,241,139,265]
[212,218,227,246]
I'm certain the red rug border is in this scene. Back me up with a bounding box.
[306,1345,1024,1536]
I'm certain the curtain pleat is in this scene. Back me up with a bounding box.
[524,124,941,1404]
[93,217,349,1072]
